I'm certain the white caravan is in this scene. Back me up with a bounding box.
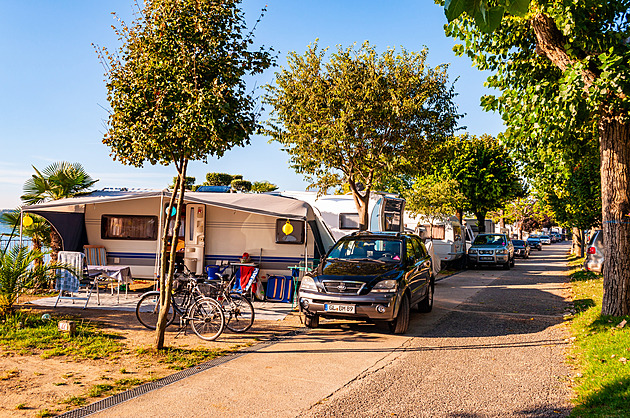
[274,191,405,241]
[21,189,335,283]
[405,214,473,271]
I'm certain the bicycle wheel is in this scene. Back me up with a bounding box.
[189,297,225,341]
[224,292,255,332]
[136,291,176,330]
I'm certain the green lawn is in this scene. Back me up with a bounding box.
[567,260,630,417]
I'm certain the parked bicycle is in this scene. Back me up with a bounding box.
[204,268,255,333]
[135,269,225,341]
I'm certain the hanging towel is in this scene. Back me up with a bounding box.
[56,251,85,293]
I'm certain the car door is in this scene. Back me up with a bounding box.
[406,237,429,304]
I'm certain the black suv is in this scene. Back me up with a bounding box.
[298,232,434,334]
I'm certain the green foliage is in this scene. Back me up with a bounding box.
[404,176,466,222]
[99,0,273,169]
[0,210,51,250]
[433,134,524,228]
[251,181,278,193]
[205,173,235,186]
[0,246,64,316]
[568,275,630,417]
[21,162,98,205]
[230,179,252,192]
[443,0,530,32]
[264,41,459,225]
[169,176,196,191]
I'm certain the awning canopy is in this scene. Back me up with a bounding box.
[22,189,312,220]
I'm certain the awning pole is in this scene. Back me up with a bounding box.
[19,209,23,246]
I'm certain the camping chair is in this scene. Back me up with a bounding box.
[84,245,132,303]
[54,251,96,309]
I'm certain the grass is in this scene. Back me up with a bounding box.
[135,345,236,370]
[0,311,124,360]
[566,262,630,417]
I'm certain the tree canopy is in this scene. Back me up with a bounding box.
[440,0,630,315]
[263,41,459,229]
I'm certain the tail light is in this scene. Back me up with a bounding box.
[587,246,596,255]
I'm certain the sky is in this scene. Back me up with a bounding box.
[0,0,504,209]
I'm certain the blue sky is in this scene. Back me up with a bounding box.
[0,0,503,209]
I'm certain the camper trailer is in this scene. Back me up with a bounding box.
[21,189,334,282]
[405,214,474,270]
[275,191,405,241]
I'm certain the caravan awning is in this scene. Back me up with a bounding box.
[22,190,311,220]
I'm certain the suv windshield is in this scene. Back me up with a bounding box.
[473,234,506,246]
[513,240,525,246]
[327,238,402,262]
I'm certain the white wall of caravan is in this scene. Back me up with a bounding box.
[84,196,315,280]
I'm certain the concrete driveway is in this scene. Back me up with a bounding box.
[81,242,573,417]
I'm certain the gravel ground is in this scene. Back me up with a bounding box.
[302,243,574,417]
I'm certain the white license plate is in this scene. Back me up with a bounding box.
[324,303,355,313]
[480,256,494,261]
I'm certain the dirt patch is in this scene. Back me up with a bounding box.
[1,297,303,417]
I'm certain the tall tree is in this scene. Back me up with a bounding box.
[20,162,97,262]
[441,0,630,315]
[434,134,524,233]
[98,0,272,349]
[263,41,459,230]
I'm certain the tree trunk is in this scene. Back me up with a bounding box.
[155,160,188,349]
[350,189,370,231]
[572,227,584,257]
[475,212,487,234]
[49,228,62,264]
[599,116,630,316]
[456,208,464,225]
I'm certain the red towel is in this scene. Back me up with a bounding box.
[240,266,257,294]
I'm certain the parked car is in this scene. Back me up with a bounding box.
[512,240,530,258]
[467,233,515,269]
[539,235,552,245]
[584,229,603,273]
[527,237,543,251]
[298,231,434,334]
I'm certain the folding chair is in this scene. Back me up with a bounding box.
[84,245,132,303]
[54,251,96,309]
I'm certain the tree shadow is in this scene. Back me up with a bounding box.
[571,376,630,417]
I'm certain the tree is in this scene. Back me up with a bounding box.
[251,181,278,193]
[169,176,197,191]
[205,173,235,186]
[404,176,466,237]
[230,179,252,192]
[434,134,524,233]
[98,0,272,349]
[441,0,630,315]
[20,162,97,263]
[0,210,51,270]
[264,41,459,230]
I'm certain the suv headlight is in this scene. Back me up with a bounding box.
[468,249,478,254]
[299,276,317,292]
[495,249,507,255]
[371,279,397,293]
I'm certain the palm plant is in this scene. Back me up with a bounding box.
[0,246,64,317]
[0,210,51,268]
[20,162,98,263]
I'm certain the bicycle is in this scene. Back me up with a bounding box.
[135,269,225,341]
[204,269,255,333]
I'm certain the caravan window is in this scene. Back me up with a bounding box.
[423,224,445,240]
[339,213,360,230]
[101,215,158,240]
[276,219,305,244]
[383,199,403,232]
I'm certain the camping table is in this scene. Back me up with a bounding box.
[87,265,132,304]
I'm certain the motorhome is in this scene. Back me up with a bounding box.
[275,191,405,241]
[405,214,472,270]
[21,189,335,283]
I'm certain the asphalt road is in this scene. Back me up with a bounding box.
[92,242,573,417]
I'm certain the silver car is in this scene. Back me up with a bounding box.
[467,233,515,269]
[584,229,603,273]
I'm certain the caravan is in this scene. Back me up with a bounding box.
[275,191,405,240]
[21,189,335,283]
[405,214,474,270]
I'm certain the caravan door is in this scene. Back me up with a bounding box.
[183,204,205,275]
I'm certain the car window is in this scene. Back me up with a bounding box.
[472,234,506,246]
[513,240,525,246]
[414,237,427,258]
[406,239,418,264]
[327,238,402,262]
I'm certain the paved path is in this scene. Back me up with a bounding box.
[90,243,573,417]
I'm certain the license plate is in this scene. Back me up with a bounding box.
[324,303,355,313]
[480,256,494,261]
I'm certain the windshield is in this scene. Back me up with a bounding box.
[513,240,525,246]
[473,234,506,246]
[327,238,402,262]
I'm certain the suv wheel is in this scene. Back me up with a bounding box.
[304,314,319,328]
[509,256,515,267]
[389,294,410,334]
[417,279,434,313]
[503,260,511,270]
